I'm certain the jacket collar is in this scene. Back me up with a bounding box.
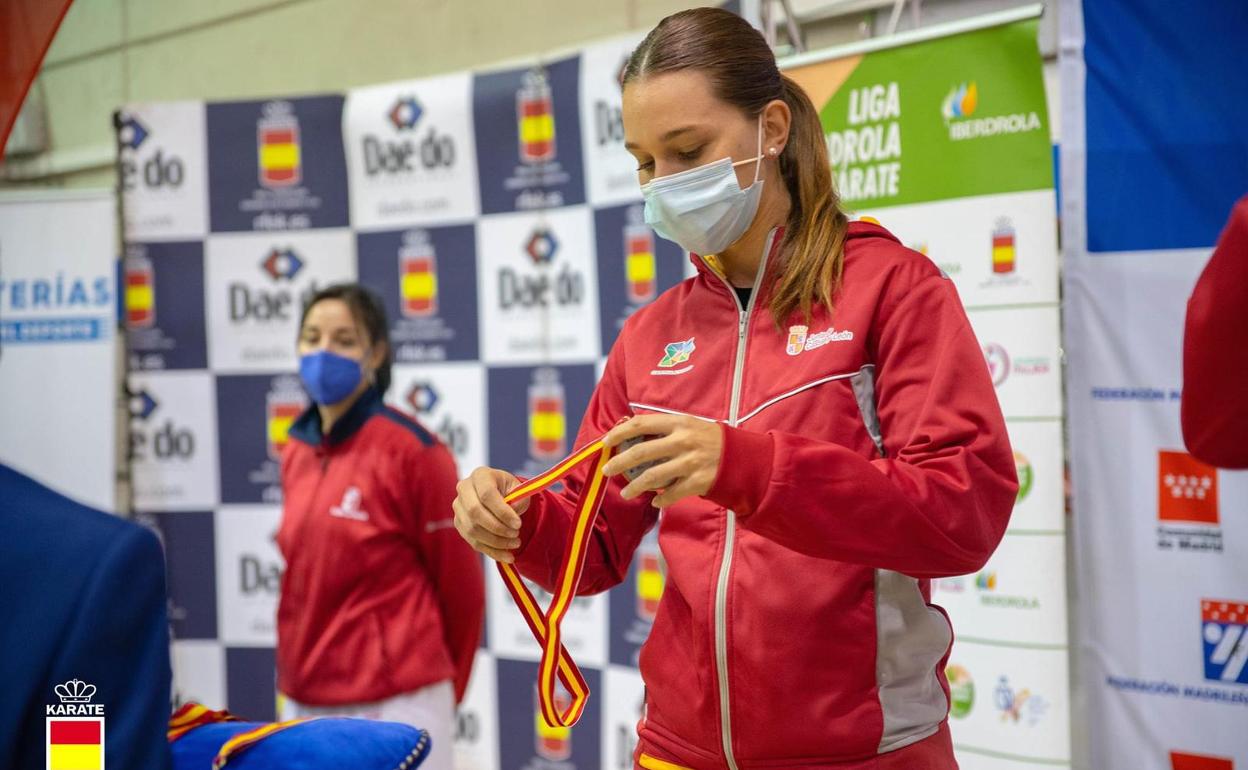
[685,219,900,284]
[687,226,786,290]
[288,386,384,448]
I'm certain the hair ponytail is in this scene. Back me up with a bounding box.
[772,76,849,326]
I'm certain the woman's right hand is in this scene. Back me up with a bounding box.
[453,467,530,564]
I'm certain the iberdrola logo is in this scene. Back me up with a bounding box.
[942,81,1041,141]
[941,82,978,122]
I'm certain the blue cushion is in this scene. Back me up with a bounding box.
[172,718,430,770]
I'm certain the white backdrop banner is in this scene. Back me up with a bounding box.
[0,189,119,512]
[1060,0,1248,768]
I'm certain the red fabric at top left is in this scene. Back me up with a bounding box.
[0,0,75,151]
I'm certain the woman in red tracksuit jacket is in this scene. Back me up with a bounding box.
[277,284,483,767]
[454,8,1016,770]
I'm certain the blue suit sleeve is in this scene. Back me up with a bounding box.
[48,523,173,770]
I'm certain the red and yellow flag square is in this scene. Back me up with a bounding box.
[47,718,103,770]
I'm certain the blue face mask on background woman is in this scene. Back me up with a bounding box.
[299,349,364,405]
[641,117,765,256]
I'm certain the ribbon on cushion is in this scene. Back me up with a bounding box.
[168,703,243,742]
[211,718,317,769]
[168,702,315,769]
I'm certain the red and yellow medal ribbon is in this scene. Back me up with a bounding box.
[168,702,316,769]
[168,702,243,742]
[210,718,317,769]
[498,436,616,730]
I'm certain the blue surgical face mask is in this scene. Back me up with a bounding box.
[299,350,363,406]
[641,117,765,257]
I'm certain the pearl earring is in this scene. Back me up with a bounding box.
[768,147,778,156]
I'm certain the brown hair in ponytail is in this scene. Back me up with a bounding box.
[623,7,849,326]
[774,76,850,325]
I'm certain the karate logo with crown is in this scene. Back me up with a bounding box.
[55,679,97,704]
[47,679,106,766]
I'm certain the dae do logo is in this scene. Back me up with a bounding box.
[129,388,195,462]
[362,95,456,177]
[498,227,585,311]
[117,113,186,192]
[228,247,319,324]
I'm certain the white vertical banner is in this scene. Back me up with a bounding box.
[0,190,119,512]
[785,9,1070,766]
[1061,0,1248,768]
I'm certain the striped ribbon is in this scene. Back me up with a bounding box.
[498,436,616,729]
[210,717,317,769]
[167,702,242,742]
[168,701,315,769]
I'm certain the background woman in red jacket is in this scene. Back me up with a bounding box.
[277,284,483,768]
[454,8,1016,770]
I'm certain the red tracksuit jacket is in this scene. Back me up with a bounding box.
[1183,194,1248,469]
[514,221,1017,769]
[276,387,484,705]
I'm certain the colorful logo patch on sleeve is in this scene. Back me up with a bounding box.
[657,338,695,369]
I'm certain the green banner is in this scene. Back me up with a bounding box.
[786,19,1052,208]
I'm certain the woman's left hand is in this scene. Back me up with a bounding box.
[602,414,723,508]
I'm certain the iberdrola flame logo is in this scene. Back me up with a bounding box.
[942,82,978,121]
